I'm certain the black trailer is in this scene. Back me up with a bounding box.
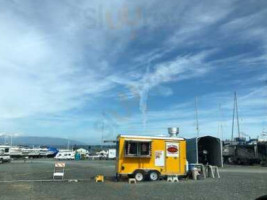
[186,136,223,167]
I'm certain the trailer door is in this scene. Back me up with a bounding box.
[165,142,180,175]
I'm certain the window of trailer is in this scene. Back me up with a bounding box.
[124,141,151,157]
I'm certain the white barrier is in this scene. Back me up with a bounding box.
[53,162,65,180]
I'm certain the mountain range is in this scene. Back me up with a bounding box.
[4,136,85,147]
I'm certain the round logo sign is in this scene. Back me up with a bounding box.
[167,146,178,153]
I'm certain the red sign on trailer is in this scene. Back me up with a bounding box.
[167,146,178,153]
[166,142,179,157]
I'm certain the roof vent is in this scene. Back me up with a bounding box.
[168,127,179,137]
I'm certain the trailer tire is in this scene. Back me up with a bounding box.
[149,171,159,181]
[115,173,121,182]
[134,170,145,182]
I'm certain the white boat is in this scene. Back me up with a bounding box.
[8,146,58,158]
[9,146,23,157]
[21,148,40,157]
[0,145,11,163]
[55,150,75,160]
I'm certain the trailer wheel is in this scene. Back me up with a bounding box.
[134,170,145,182]
[115,173,121,182]
[149,171,159,181]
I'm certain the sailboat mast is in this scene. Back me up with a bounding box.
[11,135,13,146]
[235,92,241,138]
[231,93,235,142]
[67,137,70,150]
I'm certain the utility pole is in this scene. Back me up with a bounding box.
[195,97,199,164]
[218,104,224,141]
[195,97,200,137]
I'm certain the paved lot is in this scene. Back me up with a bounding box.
[0,159,266,200]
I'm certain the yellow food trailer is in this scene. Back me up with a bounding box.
[116,134,187,181]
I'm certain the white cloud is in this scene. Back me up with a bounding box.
[107,85,267,140]
[0,0,267,142]
[166,1,234,46]
[0,1,126,119]
[109,50,214,128]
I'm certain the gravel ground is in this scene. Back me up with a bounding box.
[0,159,266,200]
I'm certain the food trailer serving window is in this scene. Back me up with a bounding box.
[124,140,151,157]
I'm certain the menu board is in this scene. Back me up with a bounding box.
[155,150,165,166]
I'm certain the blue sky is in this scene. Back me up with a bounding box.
[0,0,267,144]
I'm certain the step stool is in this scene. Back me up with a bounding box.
[128,178,136,184]
[206,165,220,178]
[95,175,104,182]
[172,176,179,182]
[167,175,179,182]
[214,166,220,178]
[167,176,173,182]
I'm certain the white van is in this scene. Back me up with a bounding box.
[55,151,75,160]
